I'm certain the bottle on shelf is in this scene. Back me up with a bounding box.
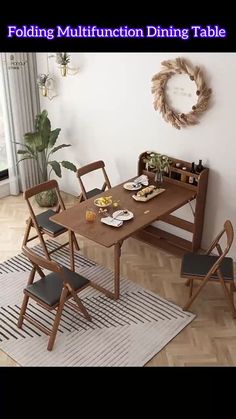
[181,166,188,183]
[196,159,204,174]
[189,162,196,185]
[175,162,182,181]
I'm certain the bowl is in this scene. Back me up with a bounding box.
[94,196,112,208]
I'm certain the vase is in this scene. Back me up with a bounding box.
[35,189,58,207]
[60,64,68,77]
[155,171,163,184]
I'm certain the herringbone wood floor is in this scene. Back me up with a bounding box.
[0,193,236,366]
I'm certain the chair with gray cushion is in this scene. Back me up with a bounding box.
[181,220,236,318]
[76,160,111,202]
[22,180,79,265]
[18,245,92,351]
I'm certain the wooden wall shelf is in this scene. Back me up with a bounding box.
[136,151,209,252]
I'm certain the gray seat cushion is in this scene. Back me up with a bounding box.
[181,253,234,280]
[36,209,67,235]
[86,188,103,199]
[25,266,89,306]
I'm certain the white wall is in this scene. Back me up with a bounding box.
[37,53,236,259]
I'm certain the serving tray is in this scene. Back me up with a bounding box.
[132,188,165,202]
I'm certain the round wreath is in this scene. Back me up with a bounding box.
[151,58,212,130]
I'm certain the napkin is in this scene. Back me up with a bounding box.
[133,175,149,186]
[101,216,123,227]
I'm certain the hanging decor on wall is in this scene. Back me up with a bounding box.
[56,53,70,77]
[37,73,54,99]
[151,58,212,130]
[55,53,79,77]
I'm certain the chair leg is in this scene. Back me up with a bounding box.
[77,193,83,203]
[22,219,32,246]
[218,273,236,319]
[71,291,92,321]
[72,232,80,251]
[69,231,75,272]
[47,287,68,351]
[230,281,236,292]
[185,279,191,287]
[17,294,29,328]
[189,279,193,297]
[183,275,210,311]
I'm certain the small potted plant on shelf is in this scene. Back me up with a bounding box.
[56,53,70,77]
[16,109,77,207]
[143,152,172,183]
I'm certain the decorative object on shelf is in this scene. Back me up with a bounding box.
[16,110,77,207]
[151,57,212,129]
[143,152,172,183]
[37,73,54,98]
[56,53,71,77]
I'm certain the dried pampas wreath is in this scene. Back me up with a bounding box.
[151,58,212,130]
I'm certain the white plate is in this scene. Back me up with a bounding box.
[123,182,142,191]
[112,210,134,221]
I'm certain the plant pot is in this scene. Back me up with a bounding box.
[60,64,68,77]
[35,189,58,207]
[41,85,48,97]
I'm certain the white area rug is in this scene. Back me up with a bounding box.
[0,241,195,366]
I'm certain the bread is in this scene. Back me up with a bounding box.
[137,185,155,197]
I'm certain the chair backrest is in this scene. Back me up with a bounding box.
[76,160,111,200]
[24,180,65,209]
[24,179,66,223]
[206,219,234,273]
[24,180,58,199]
[22,245,60,273]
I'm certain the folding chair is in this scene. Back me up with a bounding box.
[18,245,92,351]
[22,180,79,269]
[181,220,236,318]
[76,160,111,202]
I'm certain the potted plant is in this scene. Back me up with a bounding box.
[56,53,70,77]
[37,73,51,97]
[17,109,77,207]
[143,152,172,183]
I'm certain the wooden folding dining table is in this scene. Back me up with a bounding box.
[51,178,196,300]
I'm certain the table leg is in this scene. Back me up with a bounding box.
[114,242,121,300]
[90,241,122,300]
[69,230,75,271]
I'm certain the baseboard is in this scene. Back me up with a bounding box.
[0,179,10,198]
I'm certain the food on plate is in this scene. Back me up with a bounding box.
[94,196,112,207]
[137,185,156,197]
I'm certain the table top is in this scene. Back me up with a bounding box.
[51,178,196,248]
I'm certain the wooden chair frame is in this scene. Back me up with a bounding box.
[182,220,236,318]
[76,160,111,202]
[18,245,92,351]
[22,180,79,266]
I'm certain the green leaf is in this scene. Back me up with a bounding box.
[48,128,61,148]
[14,142,36,157]
[61,160,77,172]
[48,161,62,178]
[16,156,34,165]
[49,144,71,155]
[17,149,31,155]
[25,144,36,156]
[35,110,51,148]
[24,132,45,152]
